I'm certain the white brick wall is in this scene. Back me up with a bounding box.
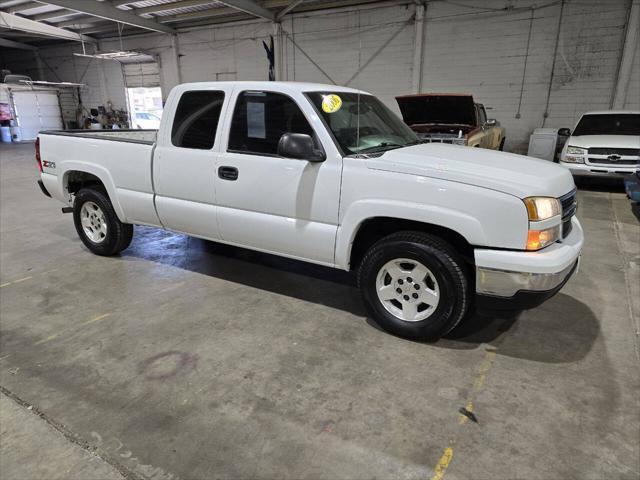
[0,0,635,151]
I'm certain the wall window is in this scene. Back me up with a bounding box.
[228,91,313,155]
[171,91,225,149]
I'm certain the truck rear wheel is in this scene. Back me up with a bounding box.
[73,188,133,256]
[358,231,470,340]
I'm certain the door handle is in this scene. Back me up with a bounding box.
[218,166,238,181]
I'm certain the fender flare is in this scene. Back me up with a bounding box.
[335,199,486,270]
[60,161,127,222]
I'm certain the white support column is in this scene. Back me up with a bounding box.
[171,34,183,85]
[273,22,284,81]
[612,0,640,109]
[411,2,425,94]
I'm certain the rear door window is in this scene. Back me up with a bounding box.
[171,90,225,149]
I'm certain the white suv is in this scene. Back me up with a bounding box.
[559,110,640,177]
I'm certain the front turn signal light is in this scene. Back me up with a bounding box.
[527,225,560,251]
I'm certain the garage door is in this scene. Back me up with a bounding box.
[12,90,63,140]
[123,61,160,88]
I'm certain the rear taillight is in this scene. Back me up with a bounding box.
[35,137,42,172]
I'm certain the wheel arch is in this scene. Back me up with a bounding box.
[346,216,475,272]
[61,165,126,222]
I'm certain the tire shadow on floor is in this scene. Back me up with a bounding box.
[434,293,599,364]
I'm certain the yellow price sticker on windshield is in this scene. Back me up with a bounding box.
[322,94,342,113]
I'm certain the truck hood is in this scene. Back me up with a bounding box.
[566,135,640,149]
[365,143,575,199]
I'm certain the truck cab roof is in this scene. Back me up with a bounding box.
[172,81,370,96]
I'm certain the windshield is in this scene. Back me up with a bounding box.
[306,92,419,155]
[573,113,639,136]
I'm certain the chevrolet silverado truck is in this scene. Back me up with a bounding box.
[559,110,639,177]
[36,82,582,340]
[396,93,506,150]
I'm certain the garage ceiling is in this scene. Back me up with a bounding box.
[0,0,383,46]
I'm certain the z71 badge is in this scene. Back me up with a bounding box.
[42,160,56,169]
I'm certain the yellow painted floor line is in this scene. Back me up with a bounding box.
[430,346,501,479]
[0,268,58,289]
[81,313,111,326]
[0,276,32,288]
[34,313,112,346]
[431,446,454,480]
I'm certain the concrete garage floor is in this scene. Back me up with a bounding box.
[1,142,639,480]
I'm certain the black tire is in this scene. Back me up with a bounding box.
[73,187,133,256]
[358,231,470,340]
[499,138,506,151]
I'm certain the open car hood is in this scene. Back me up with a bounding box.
[396,94,476,127]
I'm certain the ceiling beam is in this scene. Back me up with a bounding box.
[40,0,177,33]
[111,0,135,7]
[0,36,38,50]
[159,0,296,22]
[215,0,275,21]
[7,1,41,13]
[134,0,215,15]
[55,16,104,28]
[0,11,96,42]
[276,0,304,19]
[30,9,77,21]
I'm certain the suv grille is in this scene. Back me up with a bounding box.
[560,189,577,238]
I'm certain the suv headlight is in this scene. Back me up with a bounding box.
[563,145,587,163]
[523,197,562,250]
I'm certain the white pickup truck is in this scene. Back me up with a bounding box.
[559,110,640,177]
[37,81,583,340]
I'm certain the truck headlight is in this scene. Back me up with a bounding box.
[524,197,562,250]
[526,225,561,250]
[563,146,586,163]
[524,197,561,221]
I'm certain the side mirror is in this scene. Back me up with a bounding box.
[558,127,571,136]
[277,133,326,162]
[484,118,497,127]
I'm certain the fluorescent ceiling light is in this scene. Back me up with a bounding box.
[74,50,144,61]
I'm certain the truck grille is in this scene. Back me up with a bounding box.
[587,158,639,165]
[586,147,640,167]
[424,138,455,144]
[560,189,577,238]
[588,147,640,156]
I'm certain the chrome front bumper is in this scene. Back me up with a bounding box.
[474,217,583,299]
[476,258,579,297]
[559,161,638,177]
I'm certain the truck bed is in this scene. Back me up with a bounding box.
[40,129,157,144]
[38,129,159,227]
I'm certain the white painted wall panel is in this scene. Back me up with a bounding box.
[624,41,640,109]
[0,0,634,151]
[420,0,630,151]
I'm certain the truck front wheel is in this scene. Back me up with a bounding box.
[73,188,133,256]
[358,231,470,340]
